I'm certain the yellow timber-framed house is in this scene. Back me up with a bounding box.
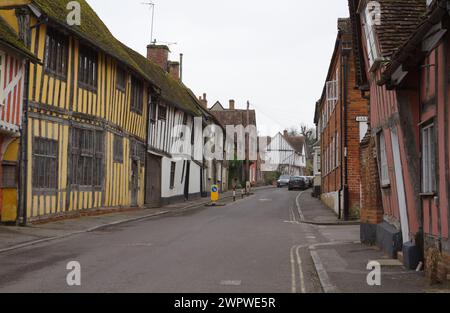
[0,0,212,223]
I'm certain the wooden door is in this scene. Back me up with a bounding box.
[131,159,139,207]
[145,154,161,207]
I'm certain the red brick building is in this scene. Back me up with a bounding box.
[314,18,369,220]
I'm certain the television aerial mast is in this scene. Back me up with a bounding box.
[141,2,156,44]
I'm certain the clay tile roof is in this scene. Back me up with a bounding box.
[210,109,257,128]
[375,0,427,58]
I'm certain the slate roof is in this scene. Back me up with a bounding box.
[26,0,202,115]
[0,15,38,60]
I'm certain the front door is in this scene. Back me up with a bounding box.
[184,161,191,200]
[145,154,162,207]
[131,159,139,207]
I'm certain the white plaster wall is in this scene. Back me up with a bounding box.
[189,162,201,194]
[161,157,184,199]
[321,191,339,215]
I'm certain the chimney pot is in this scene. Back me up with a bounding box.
[200,93,208,108]
[229,99,235,110]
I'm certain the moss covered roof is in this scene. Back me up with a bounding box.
[0,15,37,60]
[31,0,202,115]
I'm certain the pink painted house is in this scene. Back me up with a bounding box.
[380,0,450,282]
[348,0,427,260]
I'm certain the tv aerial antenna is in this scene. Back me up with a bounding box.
[141,2,156,44]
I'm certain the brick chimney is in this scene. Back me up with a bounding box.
[199,93,208,108]
[168,61,180,81]
[147,44,170,71]
[284,130,288,137]
[229,99,235,110]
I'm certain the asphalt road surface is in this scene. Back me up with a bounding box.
[0,188,332,293]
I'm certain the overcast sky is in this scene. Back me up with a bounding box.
[87,0,349,136]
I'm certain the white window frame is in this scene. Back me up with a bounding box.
[362,3,379,67]
[379,132,390,186]
[421,123,436,193]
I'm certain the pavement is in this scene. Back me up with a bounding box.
[0,186,444,293]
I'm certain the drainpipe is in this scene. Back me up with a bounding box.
[17,59,30,226]
[343,51,350,221]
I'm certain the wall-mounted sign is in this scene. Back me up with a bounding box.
[356,116,368,123]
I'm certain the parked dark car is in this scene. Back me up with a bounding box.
[288,176,307,191]
[277,175,291,188]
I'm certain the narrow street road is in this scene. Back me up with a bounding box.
[0,188,357,293]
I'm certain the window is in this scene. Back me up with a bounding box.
[158,105,167,121]
[170,162,176,189]
[379,132,390,186]
[44,28,69,79]
[362,3,379,66]
[78,44,98,90]
[71,128,104,188]
[131,76,143,114]
[113,135,124,163]
[130,139,146,164]
[150,100,157,123]
[421,124,436,193]
[336,132,340,168]
[33,137,58,189]
[2,163,17,188]
[116,66,127,92]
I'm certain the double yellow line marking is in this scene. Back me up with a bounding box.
[290,245,307,293]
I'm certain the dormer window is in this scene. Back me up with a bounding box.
[362,2,380,67]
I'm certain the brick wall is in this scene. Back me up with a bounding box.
[359,134,383,225]
[346,52,369,217]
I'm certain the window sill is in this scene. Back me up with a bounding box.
[381,183,391,189]
[78,82,98,93]
[45,69,67,82]
[420,192,436,198]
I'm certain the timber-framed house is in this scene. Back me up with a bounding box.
[0,0,209,222]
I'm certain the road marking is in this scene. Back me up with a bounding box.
[290,245,307,293]
[295,192,306,222]
[295,246,306,293]
[290,246,297,293]
[220,280,242,286]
